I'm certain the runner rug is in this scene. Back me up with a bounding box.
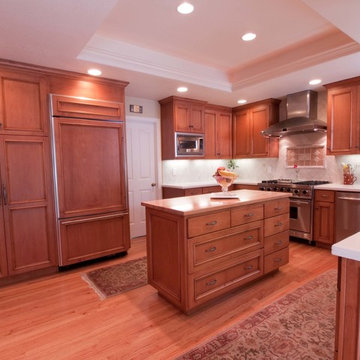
[177,269,337,360]
[82,256,147,299]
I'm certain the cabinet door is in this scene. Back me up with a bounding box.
[216,111,232,158]
[204,110,216,158]
[190,104,204,133]
[0,71,48,135]
[233,110,250,157]
[0,136,57,275]
[327,86,358,154]
[174,101,191,132]
[251,104,269,156]
[313,201,334,244]
[58,212,130,266]
[53,118,127,218]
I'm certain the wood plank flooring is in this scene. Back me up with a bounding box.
[0,238,337,360]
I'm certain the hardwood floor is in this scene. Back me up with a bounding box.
[0,237,337,360]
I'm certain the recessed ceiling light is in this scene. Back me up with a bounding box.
[88,68,102,76]
[177,2,194,14]
[242,32,256,41]
[177,86,188,93]
[309,79,322,85]
[237,99,247,104]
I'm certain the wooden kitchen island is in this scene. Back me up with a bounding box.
[142,190,291,313]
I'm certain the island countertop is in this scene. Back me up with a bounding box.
[141,189,291,216]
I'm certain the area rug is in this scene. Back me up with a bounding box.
[177,269,337,360]
[82,256,147,299]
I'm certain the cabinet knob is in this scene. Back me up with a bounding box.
[151,183,156,187]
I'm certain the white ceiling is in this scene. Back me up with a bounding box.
[0,0,359,106]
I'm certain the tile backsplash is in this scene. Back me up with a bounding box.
[162,132,360,185]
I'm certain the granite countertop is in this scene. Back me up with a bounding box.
[332,232,360,261]
[314,183,360,192]
[142,190,290,216]
[162,179,259,189]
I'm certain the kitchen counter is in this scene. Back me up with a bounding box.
[142,189,290,216]
[332,232,360,261]
[315,183,360,192]
[162,179,259,189]
[142,189,291,313]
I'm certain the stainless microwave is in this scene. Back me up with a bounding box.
[175,132,204,157]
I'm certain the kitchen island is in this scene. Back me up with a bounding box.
[142,190,291,313]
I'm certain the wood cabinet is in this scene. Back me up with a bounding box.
[335,257,360,359]
[143,192,290,313]
[0,70,49,136]
[51,95,130,266]
[204,105,232,158]
[159,96,206,160]
[162,185,233,199]
[233,184,259,190]
[325,77,360,155]
[232,99,280,158]
[0,68,57,278]
[313,190,335,245]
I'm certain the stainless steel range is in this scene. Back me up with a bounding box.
[258,179,330,242]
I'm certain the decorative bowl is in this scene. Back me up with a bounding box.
[213,174,237,192]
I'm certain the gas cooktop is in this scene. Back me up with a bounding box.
[260,179,330,186]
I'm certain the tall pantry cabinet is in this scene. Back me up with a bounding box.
[0,69,57,277]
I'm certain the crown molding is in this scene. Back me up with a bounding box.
[78,35,232,92]
[230,30,360,91]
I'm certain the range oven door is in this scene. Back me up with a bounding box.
[289,198,312,240]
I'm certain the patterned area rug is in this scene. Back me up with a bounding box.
[82,256,147,299]
[177,269,337,360]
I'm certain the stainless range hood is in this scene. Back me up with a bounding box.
[262,90,327,137]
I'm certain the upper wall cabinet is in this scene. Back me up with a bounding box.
[232,99,280,158]
[0,70,49,136]
[159,96,207,160]
[204,105,232,159]
[325,77,359,155]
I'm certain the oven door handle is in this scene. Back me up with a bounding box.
[290,200,310,205]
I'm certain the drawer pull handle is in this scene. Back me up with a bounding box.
[205,246,217,253]
[206,279,217,286]
[245,265,253,270]
[274,258,282,263]
[321,194,328,198]
[275,240,283,246]
[274,222,283,227]
[206,220,217,226]
[244,213,254,218]
[244,235,254,241]
[274,207,282,211]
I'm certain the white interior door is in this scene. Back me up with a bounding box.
[126,118,159,238]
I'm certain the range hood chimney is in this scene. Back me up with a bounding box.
[262,90,327,137]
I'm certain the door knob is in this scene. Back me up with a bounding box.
[151,183,156,187]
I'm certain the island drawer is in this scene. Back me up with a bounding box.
[264,247,289,274]
[231,204,264,226]
[191,249,263,304]
[187,210,230,238]
[264,198,289,218]
[189,221,263,272]
[264,213,289,237]
[264,230,289,255]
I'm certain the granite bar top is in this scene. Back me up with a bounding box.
[162,179,259,189]
[332,232,360,261]
[314,183,360,192]
[142,189,290,216]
